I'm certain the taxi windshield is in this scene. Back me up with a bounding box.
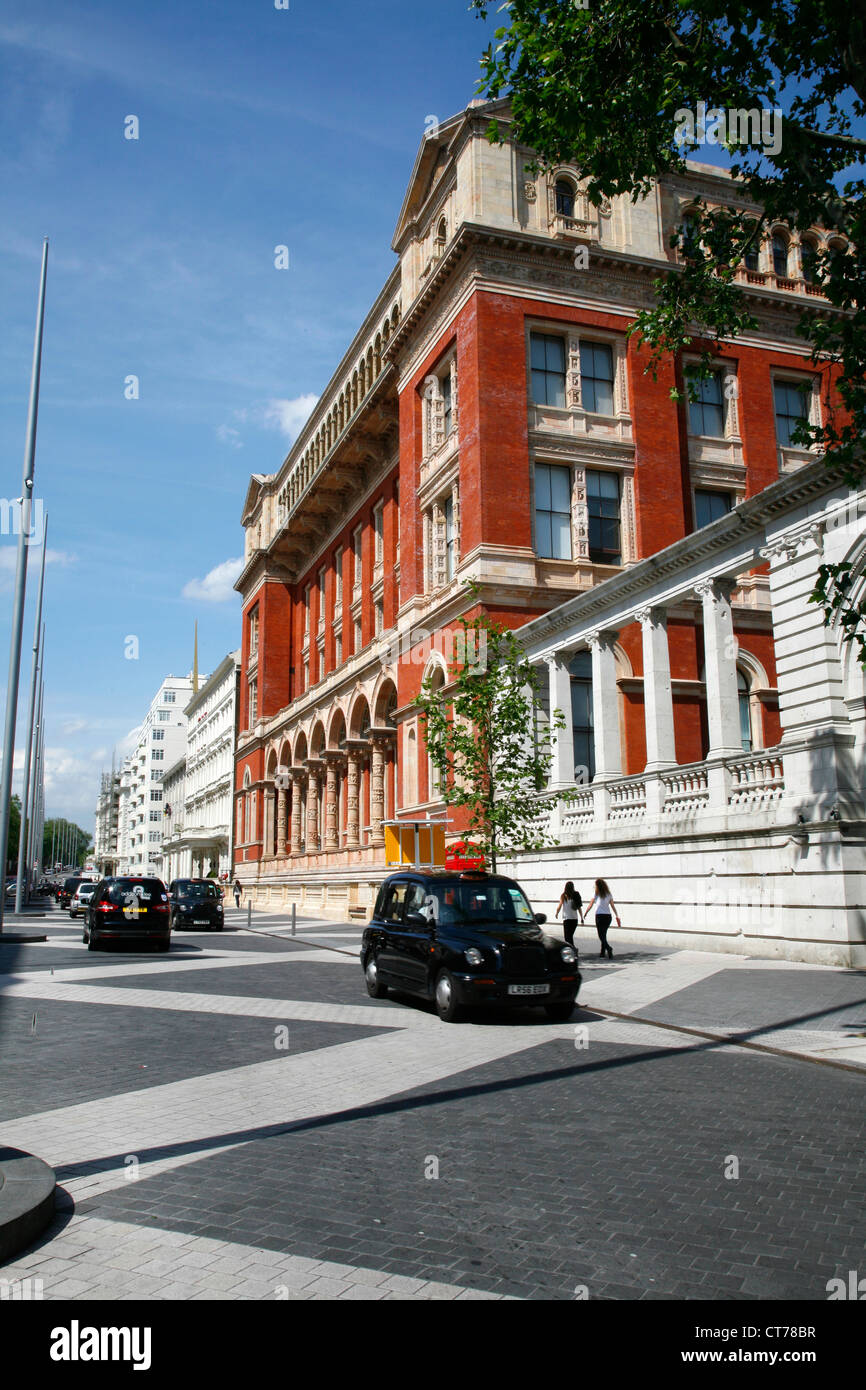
[178,883,219,900]
[423,879,535,928]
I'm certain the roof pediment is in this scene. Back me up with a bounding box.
[392,98,512,250]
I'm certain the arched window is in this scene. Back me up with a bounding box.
[680,212,700,258]
[738,669,753,752]
[555,178,575,218]
[800,239,817,284]
[772,233,789,278]
[743,225,761,271]
[426,666,446,797]
[436,217,447,249]
[569,651,595,782]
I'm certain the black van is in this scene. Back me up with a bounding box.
[83,877,171,952]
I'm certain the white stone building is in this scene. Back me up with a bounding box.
[158,652,240,882]
[114,675,201,877]
[507,457,866,967]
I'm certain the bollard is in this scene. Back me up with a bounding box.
[247,900,252,930]
[291,902,296,937]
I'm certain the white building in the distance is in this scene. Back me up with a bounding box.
[157,651,241,883]
[115,673,204,877]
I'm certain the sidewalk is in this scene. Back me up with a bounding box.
[229,909,866,1072]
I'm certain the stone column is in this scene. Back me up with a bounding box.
[547,651,575,787]
[697,578,742,758]
[638,607,677,771]
[305,763,321,853]
[588,629,622,777]
[696,577,741,811]
[345,748,362,849]
[289,771,304,854]
[324,756,340,850]
[276,779,288,857]
[588,628,621,822]
[370,738,386,847]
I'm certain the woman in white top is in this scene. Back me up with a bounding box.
[585,878,621,959]
[554,881,583,948]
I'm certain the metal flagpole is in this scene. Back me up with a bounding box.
[25,671,44,899]
[15,528,48,912]
[0,239,48,934]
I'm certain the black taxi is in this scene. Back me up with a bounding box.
[361,870,580,1022]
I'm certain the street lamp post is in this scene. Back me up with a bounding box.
[15,539,47,912]
[0,240,48,934]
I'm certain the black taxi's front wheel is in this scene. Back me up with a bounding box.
[364,953,389,999]
[434,970,464,1023]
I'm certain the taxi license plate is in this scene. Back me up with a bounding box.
[508,983,549,996]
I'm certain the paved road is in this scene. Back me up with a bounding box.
[1,907,865,1300]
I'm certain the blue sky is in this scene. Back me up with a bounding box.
[0,0,499,828]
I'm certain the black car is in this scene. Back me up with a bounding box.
[168,879,224,931]
[57,876,82,909]
[83,876,171,951]
[361,870,581,1023]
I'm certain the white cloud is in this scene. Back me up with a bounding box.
[0,547,75,593]
[182,556,244,603]
[216,423,243,449]
[263,394,319,443]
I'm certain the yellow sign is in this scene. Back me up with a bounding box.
[384,822,446,868]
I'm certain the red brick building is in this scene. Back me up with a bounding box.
[233,98,846,917]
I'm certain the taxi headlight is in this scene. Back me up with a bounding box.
[464,947,483,966]
[560,945,577,965]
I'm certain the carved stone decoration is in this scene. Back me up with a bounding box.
[276,784,288,857]
[431,500,448,590]
[289,770,305,854]
[567,334,582,410]
[345,750,361,848]
[622,472,637,563]
[305,766,321,852]
[370,739,387,847]
[324,756,340,850]
[599,197,612,218]
[524,180,537,203]
[572,466,589,560]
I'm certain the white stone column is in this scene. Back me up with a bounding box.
[638,607,677,771]
[638,606,676,819]
[588,629,622,777]
[697,578,742,757]
[546,652,575,787]
[588,628,621,822]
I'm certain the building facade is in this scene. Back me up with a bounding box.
[114,674,200,877]
[92,771,122,876]
[233,98,854,934]
[158,652,240,882]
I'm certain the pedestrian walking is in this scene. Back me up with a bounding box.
[554,880,583,948]
[586,878,621,959]
[233,877,242,909]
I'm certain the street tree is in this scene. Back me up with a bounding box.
[472,0,865,662]
[413,608,571,871]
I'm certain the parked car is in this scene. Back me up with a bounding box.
[69,881,98,918]
[83,877,171,952]
[168,879,224,932]
[361,870,581,1023]
[57,876,82,909]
